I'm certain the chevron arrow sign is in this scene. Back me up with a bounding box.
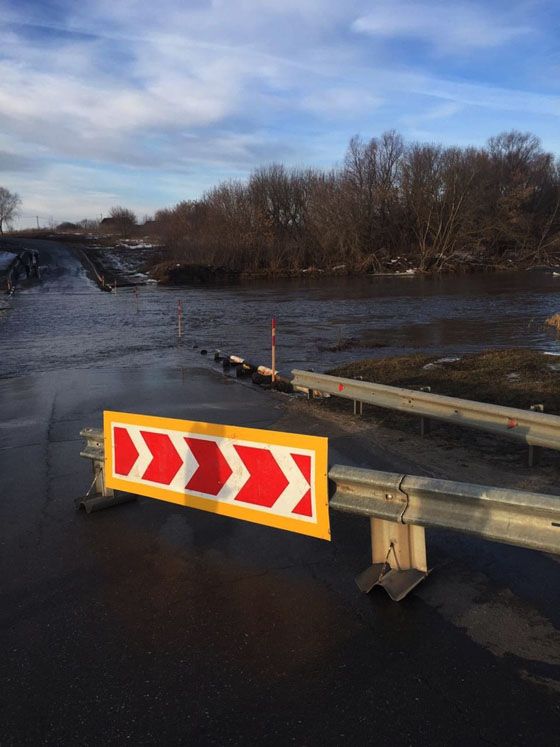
[104,411,330,540]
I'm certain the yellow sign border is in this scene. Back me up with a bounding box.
[104,410,330,541]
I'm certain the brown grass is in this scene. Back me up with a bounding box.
[329,349,560,414]
[545,313,560,332]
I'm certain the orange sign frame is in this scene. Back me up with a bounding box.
[104,410,330,540]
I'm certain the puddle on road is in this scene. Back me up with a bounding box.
[418,570,560,674]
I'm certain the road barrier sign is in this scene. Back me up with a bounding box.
[104,411,330,540]
[81,417,560,600]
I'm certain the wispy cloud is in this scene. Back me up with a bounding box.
[0,0,557,223]
[0,150,38,173]
[353,1,532,52]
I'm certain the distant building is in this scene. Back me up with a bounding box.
[56,221,79,231]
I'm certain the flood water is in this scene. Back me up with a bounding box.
[2,239,560,378]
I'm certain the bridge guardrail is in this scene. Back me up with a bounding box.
[291,369,560,452]
[329,464,560,555]
[79,426,560,600]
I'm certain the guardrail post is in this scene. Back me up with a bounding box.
[420,416,431,437]
[356,519,428,601]
[419,387,431,436]
[77,428,136,513]
[353,400,363,416]
[329,465,430,601]
[528,404,544,467]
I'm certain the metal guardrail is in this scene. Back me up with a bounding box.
[292,369,560,452]
[328,464,560,599]
[328,464,560,556]
[79,427,560,600]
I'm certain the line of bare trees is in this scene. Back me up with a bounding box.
[152,130,560,274]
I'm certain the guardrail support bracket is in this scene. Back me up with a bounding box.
[356,518,429,601]
[78,428,137,513]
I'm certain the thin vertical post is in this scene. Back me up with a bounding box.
[271,318,277,384]
[528,404,544,467]
[177,300,183,338]
[419,386,431,436]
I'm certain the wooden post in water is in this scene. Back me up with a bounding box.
[177,299,183,338]
[271,318,277,384]
[134,286,139,313]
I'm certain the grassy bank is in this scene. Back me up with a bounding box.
[328,349,560,414]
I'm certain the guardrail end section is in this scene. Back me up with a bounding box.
[356,518,429,602]
[78,426,136,514]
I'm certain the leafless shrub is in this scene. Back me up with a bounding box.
[144,129,560,274]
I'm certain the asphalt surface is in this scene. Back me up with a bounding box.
[1,240,559,745]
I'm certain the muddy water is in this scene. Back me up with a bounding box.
[1,239,560,378]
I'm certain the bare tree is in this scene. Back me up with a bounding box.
[0,187,21,234]
[151,129,560,276]
[108,206,137,238]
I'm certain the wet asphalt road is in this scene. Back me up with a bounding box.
[0,241,559,744]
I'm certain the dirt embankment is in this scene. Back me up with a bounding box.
[149,261,241,285]
[330,349,560,413]
[292,349,560,494]
[9,230,560,285]
[7,230,166,287]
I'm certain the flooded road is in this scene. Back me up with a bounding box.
[2,239,560,378]
[1,240,559,743]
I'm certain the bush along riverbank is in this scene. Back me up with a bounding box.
[153,130,560,278]
[13,128,560,283]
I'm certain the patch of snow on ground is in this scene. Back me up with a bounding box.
[0,250,17,272]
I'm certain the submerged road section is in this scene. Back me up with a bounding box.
[0,240,559,743]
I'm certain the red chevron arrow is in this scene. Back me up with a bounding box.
[233,444,289,507]
[185,437,232,495]
[290,453,312,517]
[141,431,183,485]
[114,427,139,476]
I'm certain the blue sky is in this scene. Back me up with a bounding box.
[0,0,559,225]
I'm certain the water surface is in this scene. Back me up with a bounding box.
[1,239,560,378]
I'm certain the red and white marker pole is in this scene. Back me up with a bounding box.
[177,300,183,338]
[271,318,277,383]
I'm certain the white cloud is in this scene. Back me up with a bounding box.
[353,1,531,52]
[400,101,463,129]
[0,0,557,223]
[302,87,382,118]
[404,71,560,116]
